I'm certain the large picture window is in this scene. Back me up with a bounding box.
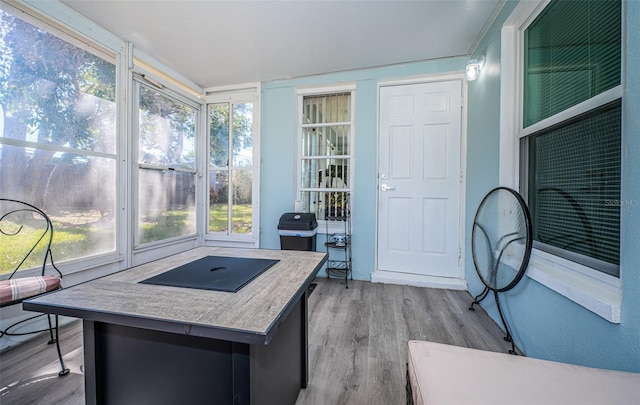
[520,0,622,277]
[0,7,117,273]
[297,88,354,227]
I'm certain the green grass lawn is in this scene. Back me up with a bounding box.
[139,209,195,244]
[1,204,252,275]
[0,221,105,275]
[209,203,252,234]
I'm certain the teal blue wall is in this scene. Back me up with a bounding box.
[260,59,466,280]
[466,0,640,372]
[260,0,639,373]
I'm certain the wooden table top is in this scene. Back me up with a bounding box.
[24,247,327,345]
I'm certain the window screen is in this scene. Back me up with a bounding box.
[0,8,118,267]
[137,84,197,245]
[526,101,621,276]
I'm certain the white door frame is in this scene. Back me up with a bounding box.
[372,73,468,290]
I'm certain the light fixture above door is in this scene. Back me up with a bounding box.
[466,54,486,81]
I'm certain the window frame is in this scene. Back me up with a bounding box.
[132,78,200,250]
[499,0,624,323]
[0,1,213,280]
[0,2,123,277]
[203,84,261,248]
[520,99,622,276]
[296,84,356,234]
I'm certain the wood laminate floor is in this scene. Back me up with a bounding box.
[0,278,517,405]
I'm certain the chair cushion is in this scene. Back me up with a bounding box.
[407,340,640,405]
[0,276,61,304]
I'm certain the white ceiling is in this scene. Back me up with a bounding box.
[60,0,503,89]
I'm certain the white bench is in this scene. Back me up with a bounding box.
[407,340,640,405]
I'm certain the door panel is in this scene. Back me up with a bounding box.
[422,198,447,254]
[378,80,462,279]
[424,125,449,179]
[388,198,412,251]
[390,126,413,178]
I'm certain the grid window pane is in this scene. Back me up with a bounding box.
[209,169,229,233]
[301,158,348,190]
[301,126,350,157]
[209,103,230,168]
[300,191,350,222]
[232,103,253,167]
[303,93,350,124]
[299,91,352,222]
[231,170,252,234]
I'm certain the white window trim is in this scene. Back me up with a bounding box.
[296,83,356,235]
[133,51,204,100]
[1,1,224,278]
[0,2,127,275]
[500,0,622,323]
[203,83,261,248]
[131,79,200,253]
[12,0,124,57]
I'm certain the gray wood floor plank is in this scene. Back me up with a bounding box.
[0,278,519,405]
[357,357,405,405]
[368,283,402,364]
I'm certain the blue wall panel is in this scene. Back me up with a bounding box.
[465,0,640,373]
[259,0,639,373]
[260,59,467,281]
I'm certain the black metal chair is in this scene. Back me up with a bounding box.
[0,198,69,376]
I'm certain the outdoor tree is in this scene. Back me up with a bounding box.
[0,10,116,209]
[209,102,253,205]
[138,84,196,167]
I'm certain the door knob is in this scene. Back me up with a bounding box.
[380,184,395,191]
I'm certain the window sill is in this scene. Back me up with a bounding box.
[525,250,621,323]
[319,220,351,235]
[204,235,258,249]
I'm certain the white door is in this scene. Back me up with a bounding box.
[377,80,462,280]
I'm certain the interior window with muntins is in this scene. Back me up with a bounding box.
[299,92,352,221]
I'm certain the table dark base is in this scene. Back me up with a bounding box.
[83,296,307,405]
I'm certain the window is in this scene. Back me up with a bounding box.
[135,81,197,246]
[519,0,622,277]
[0,6,117,273]
[208,101,255,237]
[297,87,354,228]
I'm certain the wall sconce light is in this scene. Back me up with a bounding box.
[466,54,486,81]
